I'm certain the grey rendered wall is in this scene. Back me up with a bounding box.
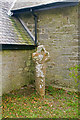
[0,49,2,96]
[20,4,79,90]
[2,50,35,94]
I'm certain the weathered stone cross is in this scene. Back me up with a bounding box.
[32,45,50,97]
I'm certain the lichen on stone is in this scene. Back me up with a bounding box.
[32,45,50,97]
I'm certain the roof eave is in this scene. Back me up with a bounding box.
[11,2,79,15]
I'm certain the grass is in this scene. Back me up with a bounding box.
[2,85,79,118]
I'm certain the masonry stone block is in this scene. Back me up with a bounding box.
[1,2,79,94]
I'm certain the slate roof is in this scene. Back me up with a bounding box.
[0,1,34,45]
[1,0,78,45]
[11,0,78,11]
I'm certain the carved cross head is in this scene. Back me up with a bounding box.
[32,45,50,64]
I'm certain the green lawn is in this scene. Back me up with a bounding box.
[2,85,79,118]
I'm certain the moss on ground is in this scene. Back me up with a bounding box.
[2,85,79,118]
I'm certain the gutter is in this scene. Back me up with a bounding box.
[17,17,35,42]
[32,11,38,46]
[1,44,36,50]
[16,16,38,46]
[11,2,79,15]
[10,1,79,46]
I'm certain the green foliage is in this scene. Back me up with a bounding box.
[46,85,65,96]
[69,64,80,87]
[2,85,79,118]
[2,85,78,118]
[47,85,53,92]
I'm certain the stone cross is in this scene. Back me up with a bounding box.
[32,45,50,97]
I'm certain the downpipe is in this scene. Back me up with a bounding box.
[31,10,38,47]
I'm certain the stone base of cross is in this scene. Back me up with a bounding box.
[32,45,50,97]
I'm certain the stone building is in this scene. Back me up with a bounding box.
[0,0,36,95]
[0,0,80,94]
